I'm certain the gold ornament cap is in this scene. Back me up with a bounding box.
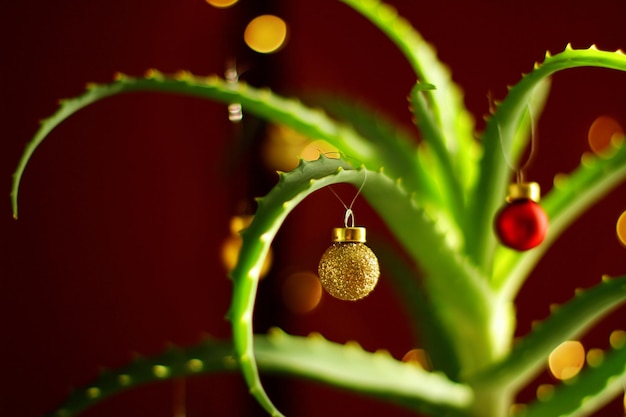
[506,182,541,203]
[332,227,366,243]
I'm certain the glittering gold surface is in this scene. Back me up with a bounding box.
[317,243,379,301]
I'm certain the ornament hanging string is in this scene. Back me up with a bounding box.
[327,168,368,228]
[493,99,548,252]
[496,102,539,184]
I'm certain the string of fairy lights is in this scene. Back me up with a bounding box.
[207,0,328,316]
[207,1,626,412]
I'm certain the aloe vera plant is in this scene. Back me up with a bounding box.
[11,0,626,416]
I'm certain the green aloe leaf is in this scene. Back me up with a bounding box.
[43,329,472,417]
[256,328,472,415]
[409,84,468,232]
[470,275,626,392]
[43,337,235,417]
[494,140,626,299]
[340,0,478,237]
[11,73,387,218]
[470,46,626,271]
[340,0,478,192]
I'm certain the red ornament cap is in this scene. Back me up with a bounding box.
[495,199,548,251]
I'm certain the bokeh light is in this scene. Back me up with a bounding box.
[262,124,340,172]
[221,215,273,278]
[221,235,244,271]
[616,211,626,247]
[548,340,585,380]
[610,329,626,349]
[301,139,339,161]
[536,384,554,402]
[585,348,604,367]
[206,0,239,8]
[263,124,311,171]
[282,271,323,314]
[588,115,623,155]
[244,15,288,54]
[509,404,526,416]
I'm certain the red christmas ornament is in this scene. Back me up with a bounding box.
[494,182,548,251]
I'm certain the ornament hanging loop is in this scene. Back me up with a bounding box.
[328,168,368,225]
[344,208,355,228]
[496,102,539,183]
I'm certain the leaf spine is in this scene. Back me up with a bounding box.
[117,374,132,386]
[345,340,362,350]
[374,348,392,358]
[307,331,325,341]
[174,70,191,81]
[153,364,170,378]
[267,327,285,338]
[86,387,101,399]
[186,358,204,372]
[145,69,162,79]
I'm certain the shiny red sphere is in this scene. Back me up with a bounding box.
[494,199,549,251]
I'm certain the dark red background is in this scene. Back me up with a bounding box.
[2,1,626,416]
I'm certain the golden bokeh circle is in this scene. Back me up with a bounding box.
[610,329,626,349]
[206,0,239,8]
[536,384,554,402]
[221,216,273,278]
[548,340,585,380]
[588,115,623,155]
[616,211,626,247]
[244,15,288,54]
[282,271,323,314]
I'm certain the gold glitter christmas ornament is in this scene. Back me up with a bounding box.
[318,226,380,301]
